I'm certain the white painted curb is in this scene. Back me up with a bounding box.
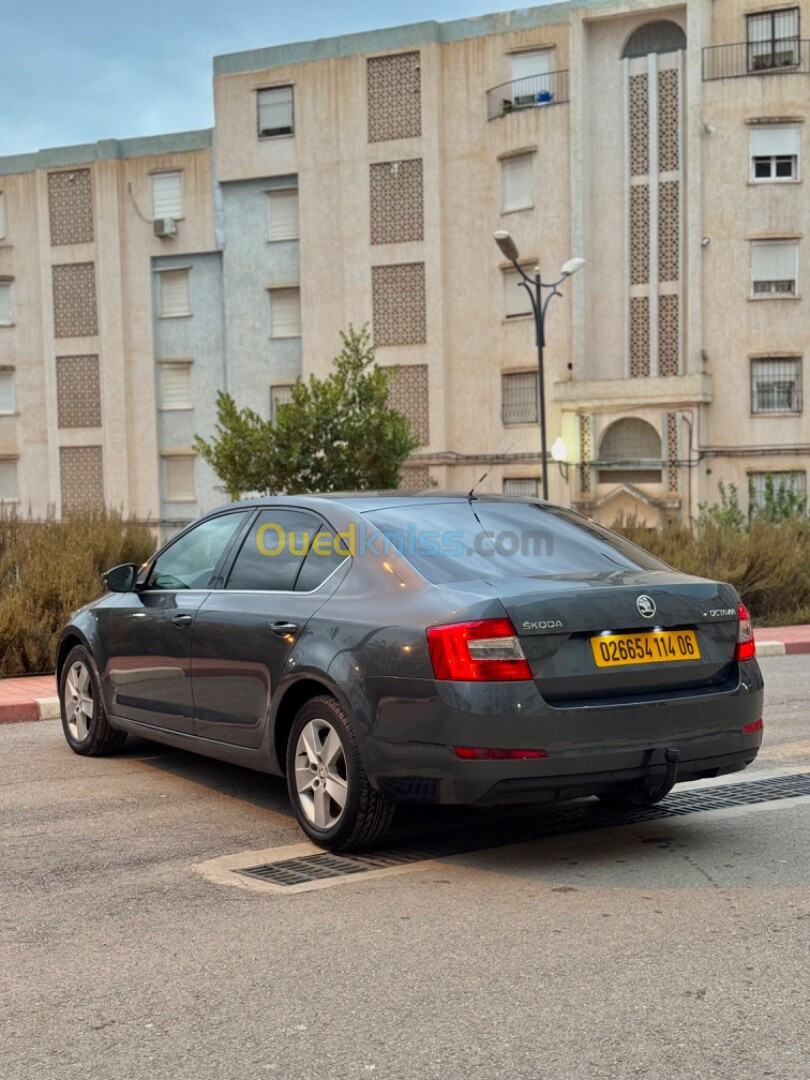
[756,641,786,657]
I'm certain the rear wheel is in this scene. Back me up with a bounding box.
[286,695,394,851]
[59,645,127,756]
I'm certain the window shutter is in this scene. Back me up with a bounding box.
[152,172,183,219]
[0,460,17,501]
[160,270,190,317]
[750,126,799,158]
[160,363,192,409]
[268,189,299,241]
[164,456,196,501]
[0,192,5,239]
[751,241,797,282]
[0,372,14,414]
[503,270,533,317]
[511,50,551,83]
[0,283,10,324]
[502,155,533,212]
[503,477,538,497]
[270,288,301,337]
[270,383,295,420]
[258,87,294,136]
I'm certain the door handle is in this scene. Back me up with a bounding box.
[271,621,299,638]
[172,614,194,626]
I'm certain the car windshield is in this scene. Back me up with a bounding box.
[364,500,669,585]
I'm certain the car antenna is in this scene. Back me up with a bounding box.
[468,441,514,500]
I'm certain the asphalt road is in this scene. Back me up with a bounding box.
[1,655,808,1080]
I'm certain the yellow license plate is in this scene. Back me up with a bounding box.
[590,630,700,668]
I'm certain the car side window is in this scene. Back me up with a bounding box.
[148,512,249,591]
[295,528,349,592]
[225,509,325,591]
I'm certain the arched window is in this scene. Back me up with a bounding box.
[598,418,662,484]
[622,21,686,59]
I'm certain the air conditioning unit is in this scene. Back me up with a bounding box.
[153,217,178,238]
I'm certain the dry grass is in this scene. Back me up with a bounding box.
[0,511,155,676]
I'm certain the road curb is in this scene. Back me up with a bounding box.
[0,696,59,725]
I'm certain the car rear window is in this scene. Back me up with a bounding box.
[365,501,669,584]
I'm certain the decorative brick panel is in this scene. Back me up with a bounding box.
[658,294,679,377]
[60,445,104,515]
[367,52,421,143]
[370,159,424,244]
[56,355,101,428]
[52,263,98,338]
[372,263,426,346]
[658,69,679,173]
[630,185,650,286]
[630,296,650,377]
[386,364,429,444]
[629,74,649,177]
[658,181,679,283]
[48,169,94,246]
[579,413,593,495]
[399,465,430,491]
[666,411,679,492]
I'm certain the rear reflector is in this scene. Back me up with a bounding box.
[741,718,763,735]
[734,603,756,662]
[454,747,549,760]
[427,617,532,681]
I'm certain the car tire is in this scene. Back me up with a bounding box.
[286,695,395,852]
[59,645,127,756]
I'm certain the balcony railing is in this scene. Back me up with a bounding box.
[486,70,569,120]
[703,39,809,81]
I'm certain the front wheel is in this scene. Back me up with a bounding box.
[286,695,394,851]
[59,645,127,756]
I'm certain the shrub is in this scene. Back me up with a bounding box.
[0,511,155,676]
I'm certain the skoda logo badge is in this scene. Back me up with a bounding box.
[637,595,656,619]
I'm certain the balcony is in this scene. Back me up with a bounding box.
[486,70,569,121]
[703,39,809,81]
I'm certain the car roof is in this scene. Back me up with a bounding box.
[206,492,551,517]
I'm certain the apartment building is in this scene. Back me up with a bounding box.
[1,0,808,532]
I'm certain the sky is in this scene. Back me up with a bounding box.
[0,0,559,157]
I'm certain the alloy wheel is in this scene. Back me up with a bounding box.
[294,718,349,830]
[64,660,94,742]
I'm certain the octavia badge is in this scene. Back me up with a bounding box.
[637,595,656,619]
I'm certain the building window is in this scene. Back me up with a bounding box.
[258,87,294,138]
[269,288,301,338]
[749,470,806,509]
[267,189,299,241]
[152,172,183,219]
[750,126,799,181]
[501,154,533,213]
[270,383,295,420]
[163,455,196,501]
[510,50,552,104]
[0,192,5,239]
[751,358,802,413]
[0,281,11,325]
[746,8,800,71]
[598,417,662,484]
[503,477,539,497]
[159,362,193,410]
[0,459,18,502]
[751,240,798,296]
[503,269,533,318]
[0,371,14,414]
[159,269,191,318]
[502,371,539,424]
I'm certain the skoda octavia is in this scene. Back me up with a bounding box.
[58,495,763,850]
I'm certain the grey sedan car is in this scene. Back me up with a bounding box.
[57,494,763,850]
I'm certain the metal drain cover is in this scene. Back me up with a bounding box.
[238,772,810,888]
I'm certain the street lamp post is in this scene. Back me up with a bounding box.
[494,230,584,501]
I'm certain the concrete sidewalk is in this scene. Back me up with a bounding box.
[1,624,808,723]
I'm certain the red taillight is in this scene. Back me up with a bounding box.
[427,617,532,681]
[734,603,756,661]
[741,718,763,735]
[454,747,548,760]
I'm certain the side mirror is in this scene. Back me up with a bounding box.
[104,563,138,593]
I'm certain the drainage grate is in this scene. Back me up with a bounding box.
[238,772,810,888]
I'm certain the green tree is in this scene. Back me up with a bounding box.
[194,326,419,498]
